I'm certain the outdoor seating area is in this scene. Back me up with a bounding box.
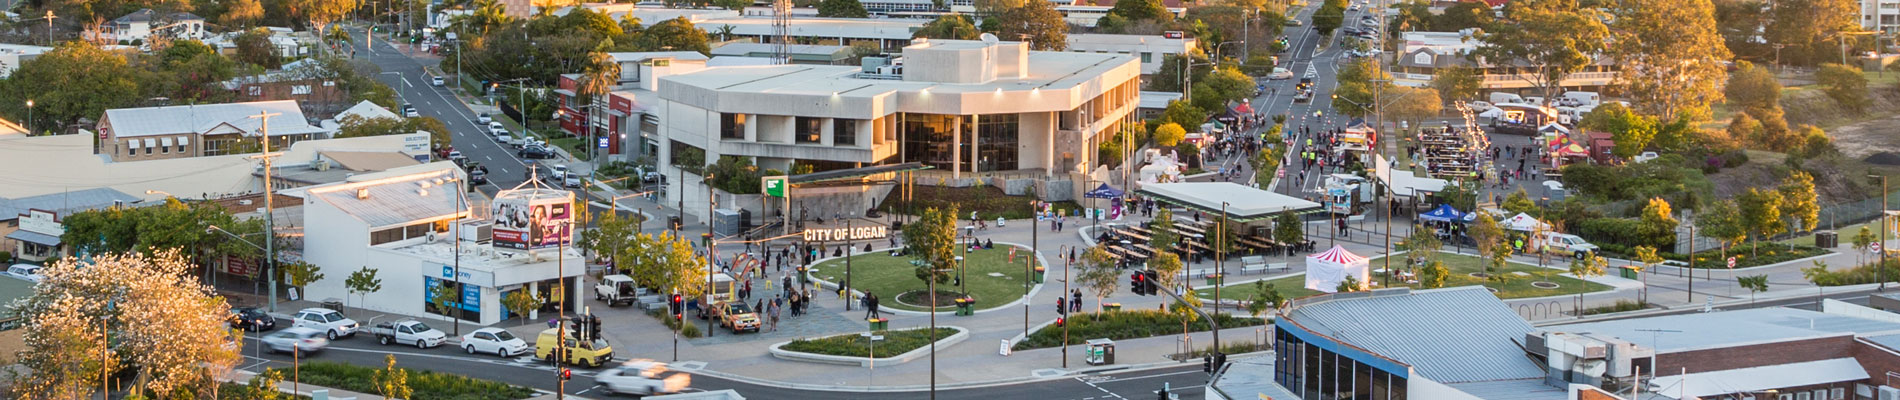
[1412,120,1492,180]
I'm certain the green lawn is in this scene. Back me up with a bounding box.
[1195,253,1613,301]
[1780,221,1876,247]
[810,245,1040,312]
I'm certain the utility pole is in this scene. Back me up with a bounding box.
[248,111,283,312]
[1877,175,1890,291]
[1215,202,1227,350]
[42,10,56,46]
[1026,200,1037,338]
[707,174,718,336]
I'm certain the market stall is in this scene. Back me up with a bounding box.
[1305,245,1371,293]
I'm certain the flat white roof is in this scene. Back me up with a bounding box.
[384,239,583,275]
[1136,182,1322,221]
[693,16,923,41]
[1139,91,1182,109]
[1647,358,1868,399]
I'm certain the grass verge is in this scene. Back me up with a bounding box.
[285,362,537,400]
[1013,309,1266,350]
[811,245,1038,312]
[779,327,959,357]
[1195,253,1614,301]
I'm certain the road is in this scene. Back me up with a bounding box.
[237,320,1211,400]
[348,27,538,198]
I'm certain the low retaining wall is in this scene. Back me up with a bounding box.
[767,326,971,368]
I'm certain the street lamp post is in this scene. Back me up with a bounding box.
[1875,175,1889,291]
[24,99,32,136]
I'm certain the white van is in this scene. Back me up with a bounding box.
[1560,91,1600,107]
[1489,92,1524,105]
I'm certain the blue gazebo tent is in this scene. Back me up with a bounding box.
[1085,183,1125,199]
[1419,204,1465,223]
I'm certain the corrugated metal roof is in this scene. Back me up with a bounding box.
[1647,358,1869,399]
[103,100,325,138]
[1447,379,1570,400]
[0,188,141,219]
[1288,286,1547,384]
[1550,307,1900,352]
[308,168,467,229]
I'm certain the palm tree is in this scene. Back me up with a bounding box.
[714,25,736,41]
[575,51,622,157]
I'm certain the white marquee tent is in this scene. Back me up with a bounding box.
[1305,245,1371,293]
[1501,213,1552,232]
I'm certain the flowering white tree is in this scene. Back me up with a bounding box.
[10,250,241,399]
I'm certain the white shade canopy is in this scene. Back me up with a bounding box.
[1136,182,1322,222]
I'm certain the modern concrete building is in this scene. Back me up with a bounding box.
[96,100,331,161]
[1392,29,1618,96]
[298,165,584,325]
[647,38,1140,224]
[1864,0,1899,33]
[1066,33,1197,76]
[1249,286,1900,400]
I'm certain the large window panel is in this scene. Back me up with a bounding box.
[834,119,859,147]
[720,113,746,140]
[976,114,1019,172]
[796,117,823,144]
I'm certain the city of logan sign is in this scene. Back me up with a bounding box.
[802,225,890,242]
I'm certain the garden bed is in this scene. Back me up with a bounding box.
[779,327,961,358]
[810,245,1038,312]
[1012,309,1266,350]
[874,185,1079,220]
[1196,253,1614,300]
[284,362,537,400]
[1683,243,1831,269]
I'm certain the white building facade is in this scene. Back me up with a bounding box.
[648,38,1141,224]
[299,166,584,326]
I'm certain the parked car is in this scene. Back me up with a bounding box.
[563,173,583,188]
[291,308,360,340]
[6,264,43,282]
[477,113,494,124]
[495,132,514,145]
[515,137,545,149]
[535,328,614,367]
[447,151,465,163]
[402,104,419,118]
[229,307,277,331]
[260,327,329,356]
[367,319,448,348]
[461,327,530,357]
[431,76,445,86]
[595,274,643,307]
[1633,152,1661,163]
[470,168,489,185]
[595,359,692,396]
[1536,232,1600,259]
[705,301,760,333]
[434,145,455,159]
[488,121,506,136]
[519,145,556,159]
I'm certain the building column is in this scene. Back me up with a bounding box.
[952,115,962,180]
[1043,111,1056,176]
[970,115,981,174]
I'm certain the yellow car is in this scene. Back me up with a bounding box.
[711,302,760,333]
[535,328,614,367]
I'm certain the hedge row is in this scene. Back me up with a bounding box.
[1013,309,1265,350]
[780,327,960,358]
[287,362,536,400]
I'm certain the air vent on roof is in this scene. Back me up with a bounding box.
[356,188,369,199]
[239,199,252,206]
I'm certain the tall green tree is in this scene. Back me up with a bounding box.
[996,0,1070,51]
[817,0,870,18]
[1430,65,1482,102]
[1189,66,1255,112]
[0,41,141,133]
[1474,0,1612,100]
[1437,2,1495,30]
[1696,199,1748,259]
[287,0,359,40]
[638,17,713,54]
[904,206,959,295]
[1151,208,1180,251]
[914,13,981,40]
[1765,0,1858,65]
[1274,212,1304,250]
[1638,197,1680,249]
[1777,171,1819,233]
[1579,103,1657,159]
[1724,62,1782,112]
[1737,187,1784,256]
[1610,0,1731,121]
[1469,212,1507,277]
[1104,0,1172,23]
[1077,245,1120,315]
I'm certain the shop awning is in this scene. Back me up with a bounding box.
[6,230,61,246]
[788,162,931,185]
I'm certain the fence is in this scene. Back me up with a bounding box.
[1812,188,1900,233]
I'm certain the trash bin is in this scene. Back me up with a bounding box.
[1103,303,1122,312]
[320,298,345,311]
[1618,265,1640,280]
[1205,274,1224,286]
[954,298,975,316]
[1086,339,1115,365]
[868,318,888,331]
[1033,266,1046,283]
[1815,230,1839,248]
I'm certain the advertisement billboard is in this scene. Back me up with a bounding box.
[492,189,574,251]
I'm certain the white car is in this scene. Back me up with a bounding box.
[461,327,530,357]
[564,173,583,188]
[292,308,360,340]
[260,327,329,356]
[1268,68,1294,80]
[7,264,44,282]
[552,165,570,181]
[596,359,692,396]
[488,121,507,136]
[431,76,445,86]
[477,113,493,124]
[403,105,420,118]
[1537,232,1600,259]
[367,319,448,348]
[1348,4,1360,10]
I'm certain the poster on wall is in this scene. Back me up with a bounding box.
[492,190,574,250]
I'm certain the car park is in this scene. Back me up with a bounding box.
[462,327,530,357]
[291,308,360,340]
[260,327,328,356]
[229,307,276,331]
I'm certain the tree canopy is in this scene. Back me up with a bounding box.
[1475,0,1611,99]
[817,0,870,18]
[996,0,1070,51]
[1610,0,1731,121]
[0,42,141,133]
[915,13,981,40]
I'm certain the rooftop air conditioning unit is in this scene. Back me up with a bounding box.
[356,188,370,199]
[311,159,331,171]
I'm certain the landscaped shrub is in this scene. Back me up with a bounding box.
[287,362,536,400]
[780,327,959,357]
[1013,310,1265,350]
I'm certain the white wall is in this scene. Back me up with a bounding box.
[301,198,373,309]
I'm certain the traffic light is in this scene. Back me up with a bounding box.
[560,368,572,381]
[1202,355,1213,373]
[670,294,684,320]
[588,314,602,340]
[1142,270,1162,296]
[1131,271,1148,296]
[1056,317,1065,328]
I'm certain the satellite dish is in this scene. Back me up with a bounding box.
[980,33,998,43]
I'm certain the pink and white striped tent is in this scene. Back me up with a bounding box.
[1305,245,1371,293]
